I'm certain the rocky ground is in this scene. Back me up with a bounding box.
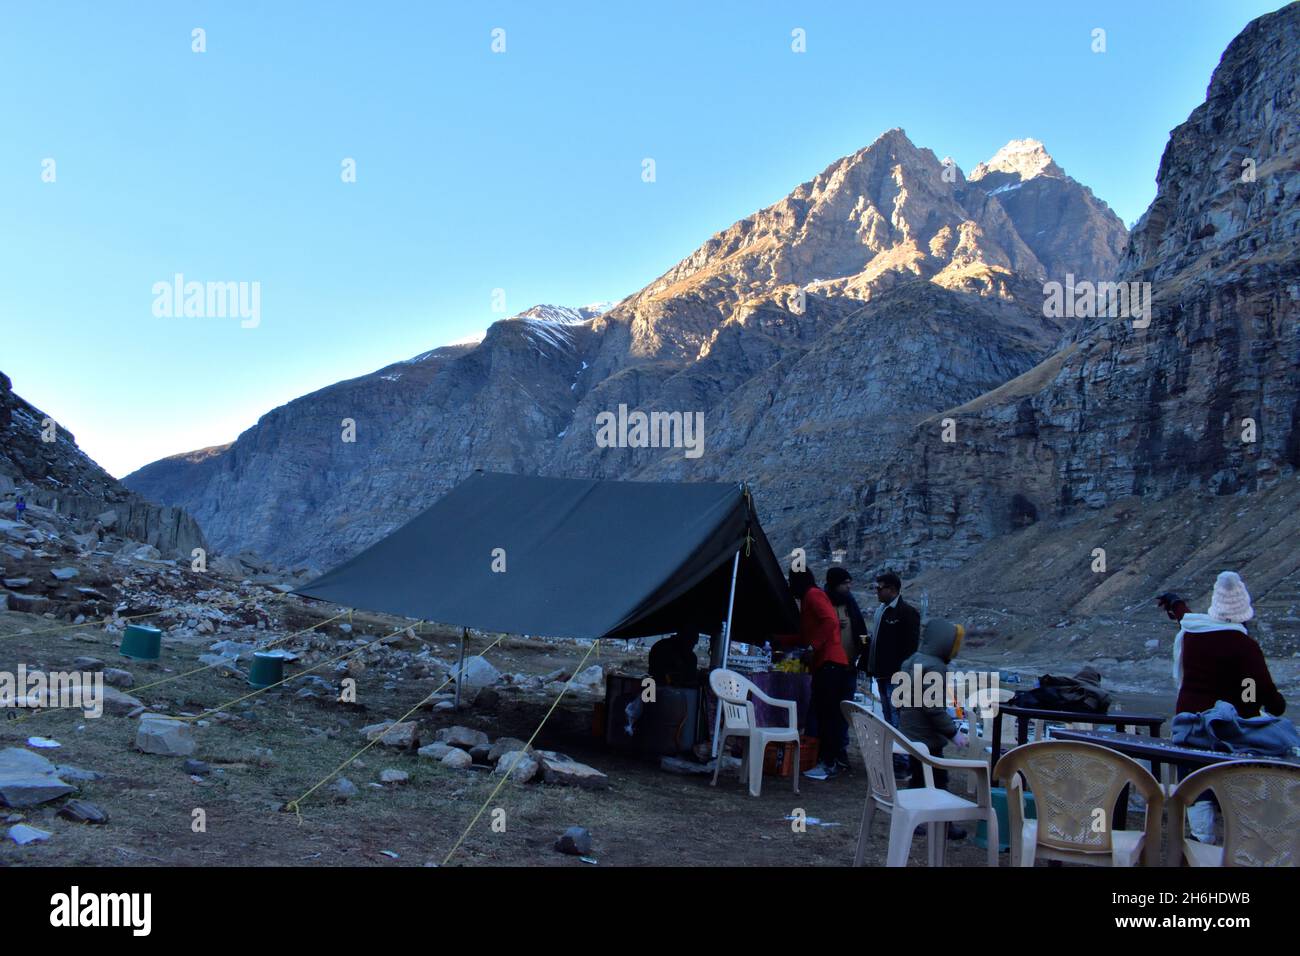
[1,487,1292,867]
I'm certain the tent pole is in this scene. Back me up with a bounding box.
[455,626,468,710]
[710,549,742,759]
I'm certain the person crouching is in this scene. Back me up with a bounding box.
[896,617,970,839]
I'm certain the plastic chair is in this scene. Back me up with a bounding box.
[708,669,800,798]
[842,701,998,867]
[1168,761,1300,867]
[993,741,1163,867]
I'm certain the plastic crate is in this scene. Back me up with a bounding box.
[764,736,819,777]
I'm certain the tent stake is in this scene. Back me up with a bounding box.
[710,549,742,759]
[455,626,468,710]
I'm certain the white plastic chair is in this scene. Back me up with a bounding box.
[708,669,800,798]
[1168,760,1300,867]
[993,741,1163,867]
[842,701,998,867]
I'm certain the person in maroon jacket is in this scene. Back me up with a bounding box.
[778,569,855,780]
[1173,572,1286,718]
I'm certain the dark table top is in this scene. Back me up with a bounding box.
[998,704,1165,727]
[1047,727,1300,767]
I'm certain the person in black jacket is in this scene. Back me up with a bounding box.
[864,571,921,730]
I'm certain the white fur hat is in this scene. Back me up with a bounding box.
[1208,571,1254,624]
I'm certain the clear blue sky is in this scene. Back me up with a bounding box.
[0,1,1285,478]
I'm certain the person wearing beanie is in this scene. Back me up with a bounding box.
[1173,571,1285,718]
[896,617,971,839]
[825,567,868,676]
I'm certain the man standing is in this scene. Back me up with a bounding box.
[866,571,921,728]
[866,571,920,776]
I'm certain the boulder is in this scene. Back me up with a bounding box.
[439,748,473,770]
[554,826,592,855]
[488,737,531,763]
[0,748,76,808]
[102,668,134,689]
[2,577,32,588]
[102,687,144,717]
[361,721,419,749]
[417,742,454,761]
[451,655,501,689]
[572,664,605,689]
[436,726,489,749]
[70,531,98,551]
[95,510,119,530]
[50,567,79,581]
[134,714,196,756]
[468,744,491,763]
[58,799,109,824]
[493,750,540,783]
[73,657,105,672]
[536,751,609,790]
[6,592,50,614]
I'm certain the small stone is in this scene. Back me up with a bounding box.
[379,769,409,784]
[469,744,491,763]
[58,799,109,824]
[333,777,359,799]
[51,567,79,581]
[73,657,105,672]
[7,823,52,845]
[54,764,100,783]
[2,577,32,588]
[554,826,592,855]
[184,759,210,776]
[440,748,473,770]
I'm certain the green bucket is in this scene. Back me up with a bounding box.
[975,786,1037,852]
[247,652,285,689]
[119,624,162,660]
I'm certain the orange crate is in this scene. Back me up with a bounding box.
[764,736,819,777]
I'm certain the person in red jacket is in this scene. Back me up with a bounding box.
[778,568,855,780]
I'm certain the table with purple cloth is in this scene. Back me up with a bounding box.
[749,671,813,729]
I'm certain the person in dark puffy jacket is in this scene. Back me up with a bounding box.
[896,617,970,840]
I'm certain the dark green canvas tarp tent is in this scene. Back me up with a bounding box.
[294,472,798,641]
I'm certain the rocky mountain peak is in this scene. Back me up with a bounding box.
[970,138,1065,184]
[852,3,1300,643]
